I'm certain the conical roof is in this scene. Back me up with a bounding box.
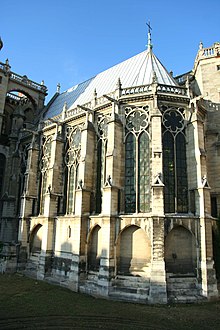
[45,48,177,119]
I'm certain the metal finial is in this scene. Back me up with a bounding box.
[57,83,61,93]
[146,21,153,50]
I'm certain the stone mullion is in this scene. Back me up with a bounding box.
[75,123,95,215]
[135,136,139,213]
[191,107,218,298]
[68,122,95,291]
[38,132,63,279]
[151,112,164,216]
[18,146,40,247]
[102,117,123,215]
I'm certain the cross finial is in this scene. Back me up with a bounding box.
[146,21,153,50]
[146,21,152,33]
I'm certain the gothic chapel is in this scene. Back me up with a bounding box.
[0,31,220,304]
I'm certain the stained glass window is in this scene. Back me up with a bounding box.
[125,107,150,213]
[95,139,103,213]
[95,115,109,214]
[162,107,188,213]
[163,131,175,213]
[138,132,150,212]
[125,133,136,213]
[39,137,52,214]
[0,153,6,197]
[64,126,81,214]
[40,172,47,214]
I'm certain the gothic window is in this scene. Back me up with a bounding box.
[162,106,188,213]
[64,126,81,214]
[20,144,29,195]
[0,153,6,197]
[125,106,150,213]
[95,115,109,214]
[17,144,29,215]
[39,136,52,214]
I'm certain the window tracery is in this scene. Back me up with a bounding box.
[162,106,188,213]
[39,136,52,214]
[0,153,6,197]
[124,106,150,213]
[95,114,110,213]
[64,126,82,214]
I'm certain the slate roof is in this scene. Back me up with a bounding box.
[45,48,177,119]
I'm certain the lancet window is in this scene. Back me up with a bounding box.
[64,126,82,214]
[125,106,150,213]
[0,153,6,197]
[95,115,109,214]
[17,144,29,215]
[20,144,29,194]
[162,106,188,213]
[39,136,52,214]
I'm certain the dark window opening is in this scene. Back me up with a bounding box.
[0,154,6,197]
[162,108,188,213]
[211,196,218,218]
[190,190,196,215]
[95,139,103,214]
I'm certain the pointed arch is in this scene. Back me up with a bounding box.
[29,224,43,254]
[87,225,102,271]
[116,225,151,275]
[162,106,188,213]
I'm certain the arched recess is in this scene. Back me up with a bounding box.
[165,226,197,274]
[116,225,151,275]
[87,225,102,271]
[7,89,37,109]
[29,224,43,254]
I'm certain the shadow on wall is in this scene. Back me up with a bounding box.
[87,225,101,272]
[116,225,151,276]
[165,225,197,274]
[29,224,43,254]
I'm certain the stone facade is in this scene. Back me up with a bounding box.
[0,40,220,304]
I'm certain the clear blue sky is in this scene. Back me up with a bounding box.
[0,0,219,102]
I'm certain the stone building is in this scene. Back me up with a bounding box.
[0,33,220,304]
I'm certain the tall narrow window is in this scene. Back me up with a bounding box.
[138,132,150,212]
[162,106,188,213]
[125,133,136,213]
[95,115,109,214]
[0,153,6,197]
[17,144,29,215]
[64,126,81,214]
[125,106,150,213]
[39,136,52,214]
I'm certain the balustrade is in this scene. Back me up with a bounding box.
[0,62,47,93]
[122,84,152,95]
[157,84,187,96]
[203,47,214,56]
